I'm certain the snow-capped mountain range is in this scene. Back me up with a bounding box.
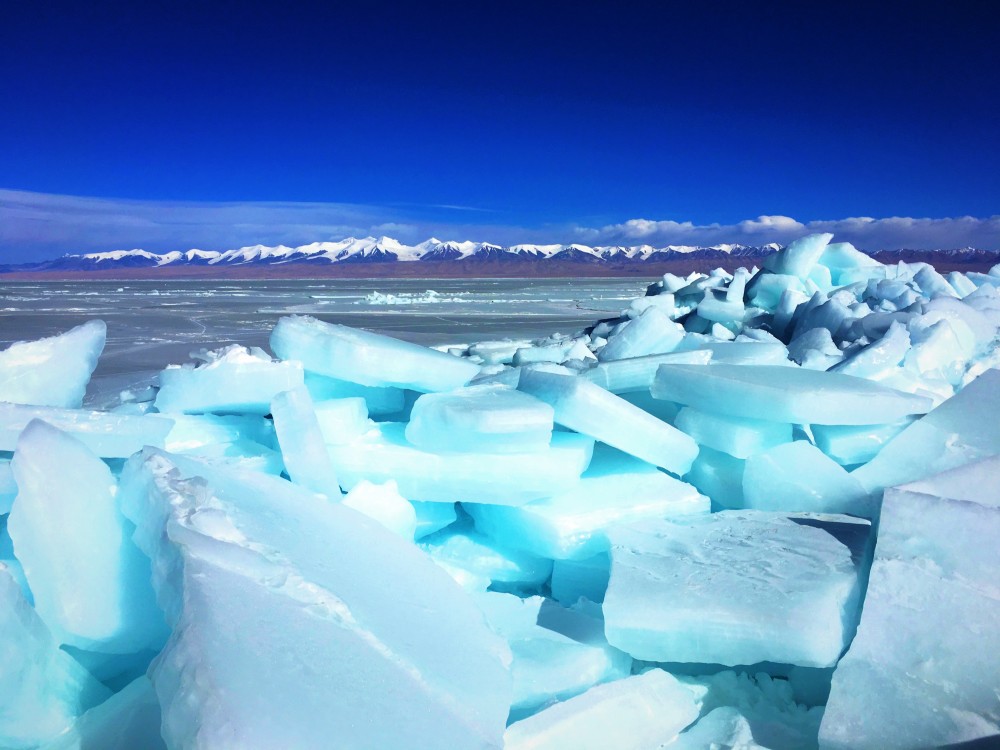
[12,237,783,271]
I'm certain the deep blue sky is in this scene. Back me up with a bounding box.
[1,1,998,257]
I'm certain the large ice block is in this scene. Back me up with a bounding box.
[118,450,512,749]
[762,233,833,279]
[405,384,554,454]
[271,385,341,498]
[154,345,303,415]
[582,350,712,394]
[304,372,405,416]
[504,669,702,750]
[604,512,866,667]
[0,403,173,458]
[820,480,1000,749]
[466,447,708,560]
[327,423,593,506]
[597,307,684,362]
[313,397,371,444]
[851,368,1000,491]
[0,565,111,750]
[742,441,873,517]
[271,315,480,392]
[652,364,932,425]
[517,370,698,476]
[674,406,792,459]
[0,320,105,409]
[7,421,166,653]
[685,445,746,510]
[42,676,165,750]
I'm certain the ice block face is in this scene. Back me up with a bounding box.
[270,315,480,392]
[7,421,166,653]
[742,441,873,517]
[342,480,416,539]
[0,458,16,515]
[604,512,867,667]
[420,523,553,591]
[851,367,1000,492]
[271,385,341,498]
[304,372,405,416]
[118,450,512,750]
[674,406,792,459]
[405,384,554,454]
[517,370,699,476]
[154,345,303,415]
[43,676,165,750]
[0,403,174,458]
[466,447,708,561]
[0,565,111,750]
[503,669,703,750]
[313,397,371,444]
[551,554,610,605]
[810,419,913,466]
[597,307,684,362]
[652,364,932,425]
[0,320,106,409]
[327,423,593,506]
[582,349,713,394]
[820,481,1000,749]
[762,233,833,279]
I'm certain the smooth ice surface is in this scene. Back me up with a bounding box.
[597,307,684,362]
[118,450,512,749]
[504,669,702,750]
[42,676,165,750]
[811,420,912,466]
[421,523,553,590]
[154,345,303,415]
[852,368,1000,491]
[820,480,1000,749]
[304,372,405,416]
[271,385,341,497]
[550,554,610,605]
[405,384,554,454]
[742,441,873,517]
[327,422,593,505]
[342,480,417,539]
[0,320,106,409]
[0,458,16,515]
[0,403,173,458]
[762,233,833,279]
[467,447,708,560]
[604,512,866,667]
[898,453,1000,505]
[653,364,932,425]
[518,369,698,476]
[0,565,110,749]
[271,315,480,391]
[313,397,371,444]
[583,349,713,393]
[675,406,792,459]
[8,421,166,653]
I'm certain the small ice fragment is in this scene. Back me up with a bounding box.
[518,370,698,476]
[271,316,480,392]
[0,320,106,408]
[405,384,554,454]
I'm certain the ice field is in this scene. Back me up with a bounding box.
[1,233,1000,748]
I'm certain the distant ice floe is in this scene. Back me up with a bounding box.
[1,232,1000,749]
[354,289,470,305]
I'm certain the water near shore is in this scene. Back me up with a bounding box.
[0,277,651,391]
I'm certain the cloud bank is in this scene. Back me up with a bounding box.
[2,188,998,263]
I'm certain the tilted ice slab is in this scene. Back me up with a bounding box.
[154,345,303,415]
[0,565,111,749]
[596,307,684,362]
[271,315,480,392]
[582,349,713,394]
[652,364,933,425]
[118,450,512,749]
[517,369,698,476]
[674,406,792,459]
[7,421,166,653]
[503,669,703,750]
[604,511,867,667]
[405,384,554,454]
[0,320,105,409]
[820,469,1000,749]
[466,447,708,561]
[0,402,173,458]
[851,367,1000,492]
[327,422,593,506]
[271,385,341,498]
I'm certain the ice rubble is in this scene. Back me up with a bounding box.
[1,232,1000,748]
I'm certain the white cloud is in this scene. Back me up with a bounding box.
[2,188,998,263]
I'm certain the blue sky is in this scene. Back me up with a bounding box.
[1,1,998,260]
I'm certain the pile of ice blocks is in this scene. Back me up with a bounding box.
[1,233,999,748]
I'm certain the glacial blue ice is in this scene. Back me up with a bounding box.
[0,321,105,409]
[270,385,341,498]
[596,307,684,361]
[271,315,480,391]
[313,396,371,444]
[342,480,416,539]
[674,406,792,459]
[303,372,406,416]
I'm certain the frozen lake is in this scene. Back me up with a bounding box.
[0,276,652,394]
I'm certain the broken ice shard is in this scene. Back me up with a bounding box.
[0,320,105,409]
[271,315,480,391]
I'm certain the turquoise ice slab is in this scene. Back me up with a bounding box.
[118,450,512,749]
[652,364,932,425]
[271,315,480,392]
[0,320,105,409]
[604,511,868,667]
[518,370,698,476]
[327,423,593,506]
[271,385,341,498]
[820,469,1000,749]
